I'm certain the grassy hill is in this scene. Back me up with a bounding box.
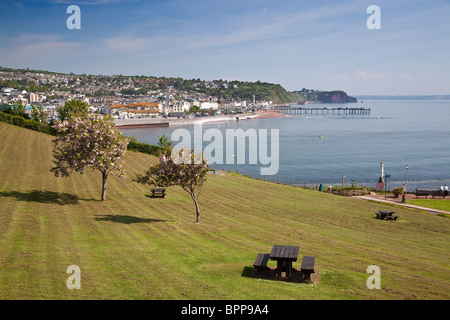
[0,122,449,300]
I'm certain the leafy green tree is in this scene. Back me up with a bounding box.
[56,99,89,121]
[31,105,45,122]
[157,134,173,154]
[189,105,200,113]
[4,102,29,118]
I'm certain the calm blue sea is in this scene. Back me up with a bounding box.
[119,100,450,190]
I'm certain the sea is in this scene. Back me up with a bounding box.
[118,100,450,190]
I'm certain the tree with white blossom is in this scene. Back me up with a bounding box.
[51,114,129,201]
[134,148,210,223]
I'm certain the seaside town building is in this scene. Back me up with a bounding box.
[1,68,271,122]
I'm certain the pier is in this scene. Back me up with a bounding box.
[274,106,370,116]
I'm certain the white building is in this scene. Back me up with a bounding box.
[200,102,219,110]
[170,101,190,113]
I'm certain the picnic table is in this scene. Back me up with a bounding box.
[269,245,299,278]
[375,210,398,221]
[252,245,316,282]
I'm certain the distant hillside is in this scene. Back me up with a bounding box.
[291,89,357,104]
[170,79,303,104]
[0,65,355,104]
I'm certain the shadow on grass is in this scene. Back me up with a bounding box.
[94,214,168,224]
[0,190,81,205]
[241,266,253,278]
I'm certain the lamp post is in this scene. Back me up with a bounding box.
[404,165,409,203]
[384,174,391,198]
[232,154,238,173]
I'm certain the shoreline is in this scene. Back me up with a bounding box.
[253,110,287,119]
[115,110,287,128]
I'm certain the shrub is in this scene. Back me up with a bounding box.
[392,187,404,198]
[12,115,25,127]
[126,138,168,156]
[24,119,41,131]
[0,112,13,124]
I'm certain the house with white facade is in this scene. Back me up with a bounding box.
[200,102,219,110]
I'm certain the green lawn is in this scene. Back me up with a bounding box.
[408,199,450,213]
[0,122,449,300]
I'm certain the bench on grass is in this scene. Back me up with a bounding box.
[414,189,444,199]
[253,253,270,273]
[151,188,166,198]
[300,256,315,281]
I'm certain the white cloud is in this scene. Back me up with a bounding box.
[314,72,351,81]
[355,70,382,80]
[104,36,156,53]
[3,34,79,62]
[314,70,417,82]
[41,0,128,5]
[397,73,414,80]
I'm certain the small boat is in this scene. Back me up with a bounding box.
[318,135,323,138]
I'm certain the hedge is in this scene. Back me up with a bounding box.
[0,111,56,135]
[0,111,163,157]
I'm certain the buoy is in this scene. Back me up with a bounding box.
[318,135,323,138]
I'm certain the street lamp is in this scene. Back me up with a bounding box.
[384,174,391,198]
[232,154,238,173]
[404,165,409,203]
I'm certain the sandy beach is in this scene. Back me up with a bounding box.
[253,110,287,119]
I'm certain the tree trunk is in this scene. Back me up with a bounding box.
[101,171,108,201]
[191,194,200,223]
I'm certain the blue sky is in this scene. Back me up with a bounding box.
[1,0,449,95]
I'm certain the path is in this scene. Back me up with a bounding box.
[352,193,450,215]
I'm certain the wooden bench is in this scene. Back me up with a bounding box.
[414,189,444,199]
[386,215,399,221]
[151,188,166,198]
[253,253,270,272]
[300,256,315,281]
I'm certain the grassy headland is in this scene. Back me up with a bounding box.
[0,122,449,300]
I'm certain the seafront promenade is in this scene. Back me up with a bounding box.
[114,112,272,128]
[353,194,450,215]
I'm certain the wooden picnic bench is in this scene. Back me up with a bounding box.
[300,256,315,281]
[251,247,318,283]
[375,210,398,221]
[151,188,166,198]
[253,253,270,273]
[270,245,299,278]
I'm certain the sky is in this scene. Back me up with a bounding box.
[0,0,449,95]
